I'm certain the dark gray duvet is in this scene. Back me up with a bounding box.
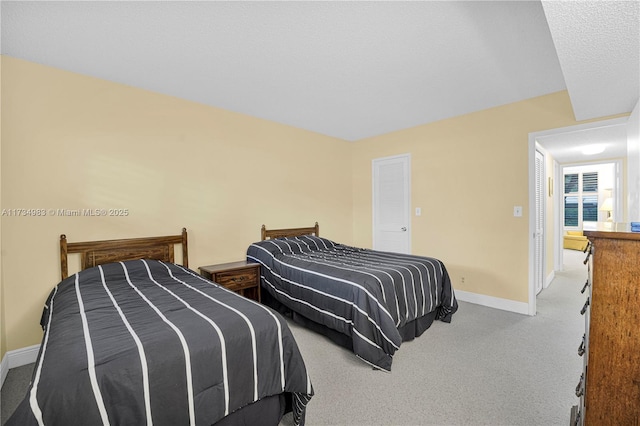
[247,235,458,371]
[7,259,313,426]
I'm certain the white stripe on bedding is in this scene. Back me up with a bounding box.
[119,262,196,426]
[247,247,399,349]
[257,307,286,391]
[172,264,288,392]
[258,259,401,351]
[137,261,231,416]
[347,250,440,315]
[360,250,442,308]
[248,247,400,350]
[74,274,110,426]
[255,243,397,324]
[332,251,420,321]
[98,265,152,426]
[28,287,58,426]
[260,276,393,354]
[284,253,396,321]
[286,252,413,326]
[154,261,260,403]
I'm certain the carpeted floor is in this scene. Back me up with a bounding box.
[2,249,587,425]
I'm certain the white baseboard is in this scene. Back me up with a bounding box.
[545,271,555,289]
[0,344,40,388]
[455,289,530,315]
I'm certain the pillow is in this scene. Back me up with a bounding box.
[251,235,337,256]
[287,235,337,251]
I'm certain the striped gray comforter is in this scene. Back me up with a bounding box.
[247,236,458,371]
[7,259,313,426]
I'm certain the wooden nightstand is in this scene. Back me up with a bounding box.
[199,261,261,302]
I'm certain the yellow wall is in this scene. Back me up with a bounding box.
[351,91,626,303]
[0,56,352,352]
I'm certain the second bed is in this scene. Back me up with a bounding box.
[247,223,458,371]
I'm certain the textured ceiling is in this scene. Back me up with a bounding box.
[542,0,640,122]
[1,1,638,147]
[536,121,629,164]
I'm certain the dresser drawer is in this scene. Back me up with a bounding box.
[215,268,258,291]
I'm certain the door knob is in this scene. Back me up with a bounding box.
[401,227,407,231]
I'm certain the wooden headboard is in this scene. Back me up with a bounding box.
[60,228,188,280]
[261,222,319,241]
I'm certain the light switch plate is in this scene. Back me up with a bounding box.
[514,206,523,217]
[415,207,421,216]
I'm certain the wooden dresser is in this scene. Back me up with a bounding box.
[571,225,640,425]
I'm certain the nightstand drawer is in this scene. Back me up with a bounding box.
[215,268,258,291]
[199,261,261,302]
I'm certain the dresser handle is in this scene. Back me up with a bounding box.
[231,276,246,282]
[575,373,584,397]
[580,280,589,294]
[578,335,585,356]
[580,298,590,315]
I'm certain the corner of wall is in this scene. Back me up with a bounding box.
[627,99,640,221]
[0,53,6,363]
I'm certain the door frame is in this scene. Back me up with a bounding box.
[372,153,411,253]
[527,116,628,316]
[534,147,546,296]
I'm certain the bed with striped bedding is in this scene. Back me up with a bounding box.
[247,235,458,372]
[7,259,313,426]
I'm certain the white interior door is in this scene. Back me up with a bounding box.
[534,150,545,294]
[373,154,410,254]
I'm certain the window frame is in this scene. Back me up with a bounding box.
[563,171,599,229]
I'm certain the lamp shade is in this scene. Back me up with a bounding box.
[601,197,613,212]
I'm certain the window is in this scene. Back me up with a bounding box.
[564,195,578,226]
[564,172,598,227]
[582,195,599,221]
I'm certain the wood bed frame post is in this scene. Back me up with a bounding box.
[181,227,188,268]
[261,225,267,241]
[60,234,68,281]
[314,222,319,237]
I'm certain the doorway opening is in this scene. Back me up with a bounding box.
[527,117,628,315]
